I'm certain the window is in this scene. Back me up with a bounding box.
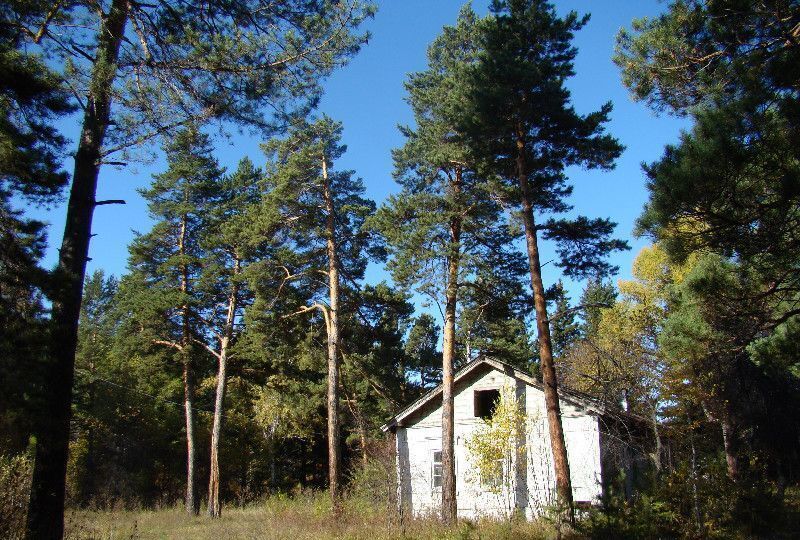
[481,457,504,489]
[432,451,442,488]
[474,389,501,419]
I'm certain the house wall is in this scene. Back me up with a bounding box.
[395,366,603,520]
[523,383,603,518]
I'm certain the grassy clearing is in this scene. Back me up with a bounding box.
[64,494,570,540]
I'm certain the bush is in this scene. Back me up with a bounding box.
[578,494,678,540]
[580,455,796,539]
[345,438,397,513]
[0,453,32,540]
[657,458,788,539]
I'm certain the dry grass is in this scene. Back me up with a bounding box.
[64,494,572,540]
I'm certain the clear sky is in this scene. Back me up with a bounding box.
[27,0,688,309]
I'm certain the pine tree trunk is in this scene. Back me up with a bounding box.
[207,347,227,518]
[182,352,198,514]
[702,399,740,481]
[441,167,462,525]
[208,260,240,518]
[322,155,342,506]
[515,129,574,521]
[179,212,199,516]
[25,2,129,538]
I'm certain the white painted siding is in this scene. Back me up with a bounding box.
[395,364,603,520]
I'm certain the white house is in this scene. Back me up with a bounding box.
[381,357,643,520]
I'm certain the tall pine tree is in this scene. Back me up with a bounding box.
[262,116,378,505]
[462,0,625,518]
[0,0,73,454]
[126,127,223,515]
[19,3,373,534]
[201,158,270,517]
[373,7,525,522]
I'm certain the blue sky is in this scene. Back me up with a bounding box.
[26,0,688,309]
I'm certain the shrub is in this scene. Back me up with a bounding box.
[578,494,678,540]
[0,453,32,540]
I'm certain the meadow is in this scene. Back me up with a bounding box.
[62,494,567,540]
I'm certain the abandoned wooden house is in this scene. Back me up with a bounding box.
[381,357,646,520]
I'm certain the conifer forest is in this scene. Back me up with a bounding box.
[1,1,799,538]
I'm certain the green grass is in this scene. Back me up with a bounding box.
[63,493,569,540]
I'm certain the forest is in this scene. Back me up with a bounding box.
[1,0,799,539]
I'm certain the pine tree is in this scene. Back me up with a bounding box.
[462,0,626,518]
[19,3,373,533]
[404,314,443,392]
[0,1,73,455]
[201,158,269,517]
[547,281,581,361]
[614,0,799,114]
[372,7,525,522]
[72,271,118,504]
[457,261,533,371]
[262,116,378,505]
[341,282,414,466]
[616,0,800,486]
[579,278,617,338]
[126,127,224,515]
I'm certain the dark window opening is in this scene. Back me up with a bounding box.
[474,389,501,419]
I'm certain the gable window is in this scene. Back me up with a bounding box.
[474,389,501,419]
[432,451,442,488]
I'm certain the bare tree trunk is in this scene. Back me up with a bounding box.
[322,155,342,506]
[690,432,701,532]
[702,400,740,482]
[651,407,662,472]
[515,129,574,522]
[720,414,740,481]
[178,211,199,516]
[26,2,129,538]
[358,425,368,468]
[441,167,462,525]
[182,352,198,513]
[208,259,241,518]
[269,437,278,492]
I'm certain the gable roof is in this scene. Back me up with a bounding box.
[380,357,606,432]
